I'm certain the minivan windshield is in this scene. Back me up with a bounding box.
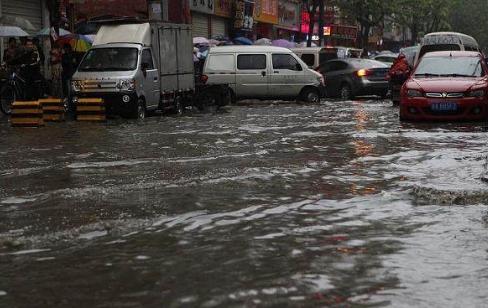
[414,56,484,77]
[78,48,138,71]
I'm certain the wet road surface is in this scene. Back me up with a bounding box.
[1,100,488,307]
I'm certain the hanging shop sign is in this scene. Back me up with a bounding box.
[278,1,299,31]
[69,0,148,20]
[253,0,278,24]
[234,0,254,31]
[214,0,232,18]
[330,24,358,40]
[189,0,214,14]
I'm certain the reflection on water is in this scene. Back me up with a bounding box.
[1,102,488,307]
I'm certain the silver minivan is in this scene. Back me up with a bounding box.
[203,46,325,103]
[414,32,480,65]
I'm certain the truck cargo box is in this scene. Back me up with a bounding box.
[152,23,194,92]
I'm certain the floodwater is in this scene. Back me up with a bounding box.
[1,100,488,307]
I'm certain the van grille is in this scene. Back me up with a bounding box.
[81,80,118,92]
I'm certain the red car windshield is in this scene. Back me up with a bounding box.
[414,56,484,78]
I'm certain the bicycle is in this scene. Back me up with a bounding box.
[0,66,44,115]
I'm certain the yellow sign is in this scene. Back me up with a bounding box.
[323,26,331,36]
[254,0,278,24]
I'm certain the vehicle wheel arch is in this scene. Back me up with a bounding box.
[299,86,320,103]
[228,87,237,104]
[339,81,354,100]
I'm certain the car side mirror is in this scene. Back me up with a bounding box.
[295,63,303,71]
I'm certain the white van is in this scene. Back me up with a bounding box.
[203,46,325,103]
[414,32,480,65]
[291,47,340,69]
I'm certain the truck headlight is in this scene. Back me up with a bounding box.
[71,80,82,92]
[117,79,136,91]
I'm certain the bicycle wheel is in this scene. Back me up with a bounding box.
[0,84,15,115]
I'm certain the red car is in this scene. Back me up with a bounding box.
[400,51,488,121]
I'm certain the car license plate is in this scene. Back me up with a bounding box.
[430,102,458,112]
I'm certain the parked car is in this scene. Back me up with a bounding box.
[372,53,399,66]
[400,51,488,121]
[316,58,389,100]
[203,46,325,103]
[414,32,480,65]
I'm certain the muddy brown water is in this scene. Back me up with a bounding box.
[1,100,488,307]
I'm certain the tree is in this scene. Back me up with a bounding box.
[335,0,390,49]
[391,0,452,44]
[450,0,488,51]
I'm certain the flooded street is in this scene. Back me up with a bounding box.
[1,100,488,307]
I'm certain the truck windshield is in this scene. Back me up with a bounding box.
[78,48,138,71]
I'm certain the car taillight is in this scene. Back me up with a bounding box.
[201,74,208,84]
[357,69,371,77]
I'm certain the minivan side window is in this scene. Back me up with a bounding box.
[237,54,267,70]
[206,54,235,72]
[301,54,315,67]
[142,49,154,69]
[272,54,302,71]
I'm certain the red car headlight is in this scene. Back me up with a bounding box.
[467,89,485,97]
[407,89,423,97]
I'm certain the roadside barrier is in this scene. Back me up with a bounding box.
[39,98,65,122]
[76,98,106,122]
[10,101,44,127]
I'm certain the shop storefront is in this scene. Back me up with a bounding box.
[253,0,278,39]
[233,0,254,37]
[1,0,47,32]
[212,0,231,37]
[190,0,213,38]
[275,0,299,41]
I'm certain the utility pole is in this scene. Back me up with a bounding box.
[305,0,318,47]
[318,0,324,46]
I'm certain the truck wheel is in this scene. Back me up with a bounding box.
[301,88,320,103]
[175,96,184,116]
[132,98,146,119]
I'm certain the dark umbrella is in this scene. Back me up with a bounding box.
[74,21,99,35]
[233,37,253,45]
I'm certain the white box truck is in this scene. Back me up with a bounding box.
[71,22,228,118]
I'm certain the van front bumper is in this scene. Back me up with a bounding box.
[73,92,139,115]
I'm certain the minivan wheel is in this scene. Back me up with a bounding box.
[301,88,320,103]
[340,84,353,100]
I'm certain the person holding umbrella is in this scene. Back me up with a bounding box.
[49,42,62,97]
[3,37,18,65]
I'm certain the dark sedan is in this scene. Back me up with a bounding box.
[317,59,389,100]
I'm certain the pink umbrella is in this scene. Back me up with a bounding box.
[272,39,296,49]
[193,37,209,45]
